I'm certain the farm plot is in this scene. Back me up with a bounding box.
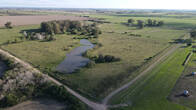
[0,15,89,27]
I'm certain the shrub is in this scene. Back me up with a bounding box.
[5,22,12,29]
[0,93,18,107]
[95,54,121,63]
[86,61,96,68]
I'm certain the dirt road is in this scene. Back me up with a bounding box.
[0,49,107,110]
[0,44,180,110]
[102,44,181,105]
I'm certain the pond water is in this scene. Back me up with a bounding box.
[56,39,94,73]
[0,61,7,77]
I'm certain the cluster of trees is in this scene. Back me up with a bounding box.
[0,82,86,110]
[23,31,56,41]
[41,83,86,110]
[4,22,13,29]
[173,38,193,46]
[94,54,121,63]
[127,18,164,29]
[41,20,102,37]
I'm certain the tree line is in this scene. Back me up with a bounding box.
[127,18,164,29]
[41,20,102,37]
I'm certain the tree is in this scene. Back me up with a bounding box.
[52,22,61,34]
[157,21,164,26]
[147,19,153,26]
[137,20,144,29]
[128,19,135,24]
[185,39,192,46]
[152,20,157,26]
[5,22,12,29]
[190,30,196,39]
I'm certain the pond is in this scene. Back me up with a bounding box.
[56,39,94,73]
[0,61,7,77]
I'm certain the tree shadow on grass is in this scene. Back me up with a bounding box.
[175,93,189,98]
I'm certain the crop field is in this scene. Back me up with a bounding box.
[0,15,89,27]
[109,46,192,110]
[169,50,196,109]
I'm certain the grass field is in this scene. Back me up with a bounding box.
[0,25,80,72]
[52,14,188,100]
[109,46,192,110]
[169,50,196,109]
[0,12,194,102]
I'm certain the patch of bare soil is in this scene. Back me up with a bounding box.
[0,15,90,27]
[5,98,66,110]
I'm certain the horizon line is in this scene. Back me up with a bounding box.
[1,7,196,11]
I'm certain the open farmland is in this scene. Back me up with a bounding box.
[0,9,196,110]
[0,15,89,27]
[52,14,189,100]
[0,12,190,101]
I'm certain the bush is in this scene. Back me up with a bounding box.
[5,22,12,29]
[190,30,196,39]
[0,93,18,107]
[86,61,96,68]
[95,54,121,63]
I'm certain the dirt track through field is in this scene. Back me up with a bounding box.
[0,15,89,27]
[0,44,180,110]
[0,48,107,110]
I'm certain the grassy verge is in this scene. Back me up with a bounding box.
[109,46,191,110]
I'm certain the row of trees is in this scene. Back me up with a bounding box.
[41,20,102,37]
[128,18,164,29]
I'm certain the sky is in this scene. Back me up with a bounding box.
[0,0,196,10]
